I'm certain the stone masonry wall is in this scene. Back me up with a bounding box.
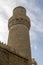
[0,42,28,65]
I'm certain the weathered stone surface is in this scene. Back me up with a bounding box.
[8,6,31,61]
[0,6,37,65]
[0,43,28,65]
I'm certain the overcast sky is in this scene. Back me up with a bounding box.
[0,0,43,65]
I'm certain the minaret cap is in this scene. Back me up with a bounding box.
[13,6,26,16]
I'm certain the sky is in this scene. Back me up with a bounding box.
[0,0,43,65]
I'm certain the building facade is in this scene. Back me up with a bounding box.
[0,6,37,65]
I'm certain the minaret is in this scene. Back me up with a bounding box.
[8,6,31,64]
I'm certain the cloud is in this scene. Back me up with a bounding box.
[31,43,37,51]
[26,1,43,49]
[0,0,24,44]
[17,0,27,3]
[0,15,8,43]
[0,0,16,17]
[0,0,16,43]
[34,45,37,51]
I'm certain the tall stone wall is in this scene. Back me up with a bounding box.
[0,42,9,65]
[0,43,28,65]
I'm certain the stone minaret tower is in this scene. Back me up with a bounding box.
[8,6,31,64]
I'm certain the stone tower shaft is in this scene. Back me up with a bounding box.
[8,6,31,60]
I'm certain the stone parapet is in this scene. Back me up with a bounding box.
[0,41,28,60]
[0,42,28,65]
